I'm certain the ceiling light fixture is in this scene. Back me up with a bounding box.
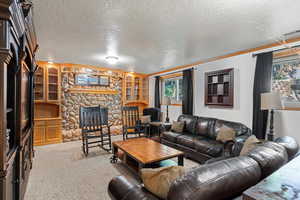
[105,56,119,65]
[48,61,53,64]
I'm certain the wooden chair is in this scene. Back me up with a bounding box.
[121,106,144,140]
[79,106,112,156]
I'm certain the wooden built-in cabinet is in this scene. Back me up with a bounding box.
[123,73,149,114]
[0,0,38,199]
[33,63,62,146]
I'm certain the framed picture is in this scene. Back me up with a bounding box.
[75,74,88,85]
[75,74,110,86]
[99,76,110,86]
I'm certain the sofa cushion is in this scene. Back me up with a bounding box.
[176,134,195,149]
[141,166,185,199]
[275,136,299,160]
[168,156,261,200]
[211,119,250,140]
[194,138,223,157]
[177,115,197,134]
[240,135,261,156]
[195,117,216,137]
[247,141,288,178]
[216,125,236,143]
[161,132,182,143]
[171,121,185,133]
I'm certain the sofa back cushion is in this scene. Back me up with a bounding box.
[247,142,288,179]
[210,119,251,140]
[195,117,216,137]
[177,115,197,134]
[275,136,299,160]
[168,156,261,200]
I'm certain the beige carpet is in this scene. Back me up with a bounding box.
[24,135,199,200]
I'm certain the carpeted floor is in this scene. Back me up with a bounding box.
[24,135,200,200]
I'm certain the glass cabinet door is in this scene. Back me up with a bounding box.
[47,66,59,101]
[134,77,140,100]
[126,75,133,101]
[34,66,44,101]
[141,77,149,102]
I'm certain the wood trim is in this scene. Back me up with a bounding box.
[161,104,182,106]
[67,88,119,95]
[280,107,300,111]
[147,36,300,77]
[34,117,62,121]
[160,72,183,79]
[37,61,147,76]
[273,48,300,59]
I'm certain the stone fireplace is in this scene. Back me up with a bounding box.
[60,69,123,142]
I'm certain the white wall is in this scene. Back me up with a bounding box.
[149,43,300,143]
[193,53,256,127]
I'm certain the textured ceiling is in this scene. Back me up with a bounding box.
[32,0,300,73]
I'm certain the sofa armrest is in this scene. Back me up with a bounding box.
[108,176,160,200]
[231,135,251,156]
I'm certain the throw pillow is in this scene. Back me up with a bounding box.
[141,166,185,199]
[216,125,236,143]
[171,121,184,133]
[240,135,260,156]
[141,115,151,124]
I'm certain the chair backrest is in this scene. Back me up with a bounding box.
[79,106,107,132]
[100,107,109,126]
[122,106,139,128]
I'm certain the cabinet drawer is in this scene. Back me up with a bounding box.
[46,120,61,126]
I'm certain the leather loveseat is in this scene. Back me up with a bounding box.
[161,114,252,163]
[108,136,299,200]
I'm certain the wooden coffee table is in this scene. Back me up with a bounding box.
[110,138,184,174]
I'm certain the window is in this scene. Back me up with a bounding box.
[272,53,300,109]
[162,76,183,104]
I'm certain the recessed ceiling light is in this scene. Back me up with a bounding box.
[105,56,119,65]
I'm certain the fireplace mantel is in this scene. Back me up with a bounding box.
[66,88,119,95]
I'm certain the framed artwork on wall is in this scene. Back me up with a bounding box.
[75,74,110,86]
[205,68,234,107]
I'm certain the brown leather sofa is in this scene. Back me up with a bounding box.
[108,136,299,200]
[161,114,252,163]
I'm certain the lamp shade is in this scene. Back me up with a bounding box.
[164,97,172,105]
[261,92,282,110]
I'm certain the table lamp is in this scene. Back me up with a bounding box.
[261,92,282,141]
[164,97,171,123]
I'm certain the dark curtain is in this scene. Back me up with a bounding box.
[154,76,161,108]
[252,52,273,139]
[182,69,194,115]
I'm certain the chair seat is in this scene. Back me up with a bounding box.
[161,131,182,142]
[194,138,224,157]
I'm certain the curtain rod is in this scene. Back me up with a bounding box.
[156,67,195,78]
[252,44,300,57]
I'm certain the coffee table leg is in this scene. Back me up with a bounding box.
[178,155,184,166]
[110,145,118,163]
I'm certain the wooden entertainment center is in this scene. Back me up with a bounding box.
[0,0,38,199]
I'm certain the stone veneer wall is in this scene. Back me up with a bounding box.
[61,70,123,142]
